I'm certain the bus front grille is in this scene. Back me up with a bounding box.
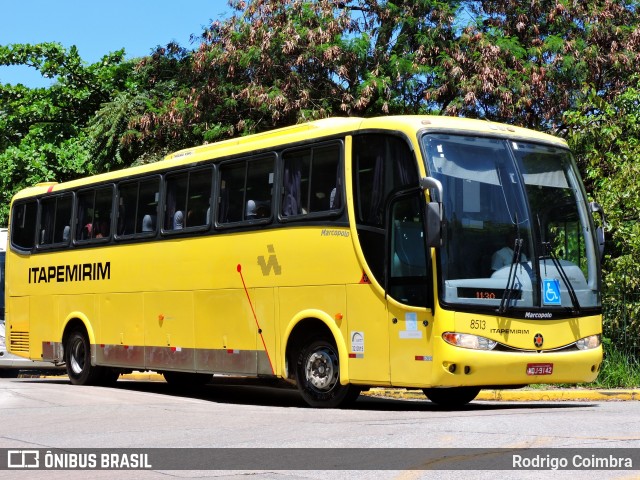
[9,331,29,353]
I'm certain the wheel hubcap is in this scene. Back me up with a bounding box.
[305,348,338,391]
[70,338,85,375]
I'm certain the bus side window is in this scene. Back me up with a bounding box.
[218,156,274,225]
[281,142,342,218]
[75,187,113,241]
[11,201,38,250]
[39,194,73,246]
[117,177,159,237]
[165,168,212,231]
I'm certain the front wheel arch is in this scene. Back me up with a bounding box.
[283,313,350,384]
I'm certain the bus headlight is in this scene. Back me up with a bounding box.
[442,332,498,351]
[576,334,601,350]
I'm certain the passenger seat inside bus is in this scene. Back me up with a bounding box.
[142,214,156,232]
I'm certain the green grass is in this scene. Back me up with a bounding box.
[590,339,640,388]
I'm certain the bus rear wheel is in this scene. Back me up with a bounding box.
[295,339,360,408]
[422,387,480,407]
[64,329,109,386]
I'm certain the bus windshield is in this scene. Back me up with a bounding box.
[422,133,601,313]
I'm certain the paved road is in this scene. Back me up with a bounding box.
[0,376,639,480]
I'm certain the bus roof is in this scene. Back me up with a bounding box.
[11,115,568,200]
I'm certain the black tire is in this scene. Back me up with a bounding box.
[64,329,104,385]
[162,371,212,388]
[100,368,121,386]
[0,369,20,378]
[295,338,360,408]
[423,387,480,407]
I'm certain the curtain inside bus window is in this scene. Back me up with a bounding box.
[282,151,305,216]
[39,198,56,245]
[75,191,94,240]
[186,170,212,227]
[165,172,188,230]
[117,182,138,235]
[94,188,113,238]
[219,162,245,223]
[331,160,343,210]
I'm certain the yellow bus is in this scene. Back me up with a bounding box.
[5,116,604,407]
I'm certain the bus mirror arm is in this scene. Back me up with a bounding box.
[420,177,443,212]
[420,177,443,248]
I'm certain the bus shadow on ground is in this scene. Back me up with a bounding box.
[34,375,597,412]
[14,376,598,411]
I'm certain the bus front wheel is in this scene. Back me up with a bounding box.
[295,339,360,408]
[422,387,480,407]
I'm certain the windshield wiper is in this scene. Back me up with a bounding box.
[542,242,581,314]
[498,236,524,314]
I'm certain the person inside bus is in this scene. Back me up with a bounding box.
[94,219,110,238]
[491,231,528,271]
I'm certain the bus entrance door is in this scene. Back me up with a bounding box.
[387,303,434,386]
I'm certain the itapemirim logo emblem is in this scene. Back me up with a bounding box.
[257,245,281,276]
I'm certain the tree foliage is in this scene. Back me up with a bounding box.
[138,0,462,139]
[437,1,640,128]
[0,43,136,219]
[136,0,640,139]
[565,76,640,287]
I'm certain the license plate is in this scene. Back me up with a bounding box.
[526,363,553,375]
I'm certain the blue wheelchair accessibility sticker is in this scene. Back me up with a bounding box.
[543,279,561,306]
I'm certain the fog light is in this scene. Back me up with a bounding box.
[576,334,601,350]
[442,332,497,351]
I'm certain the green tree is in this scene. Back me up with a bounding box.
[564,76,640,353]
[0,43,136,221]
[138,0,640,137]
[436,1,640,128]
[565,77,640,285]
[138,0,461,140]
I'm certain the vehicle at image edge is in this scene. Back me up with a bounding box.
[5,116,604,406]
[0,228,63,377]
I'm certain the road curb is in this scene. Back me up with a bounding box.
[363,387,640,402]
